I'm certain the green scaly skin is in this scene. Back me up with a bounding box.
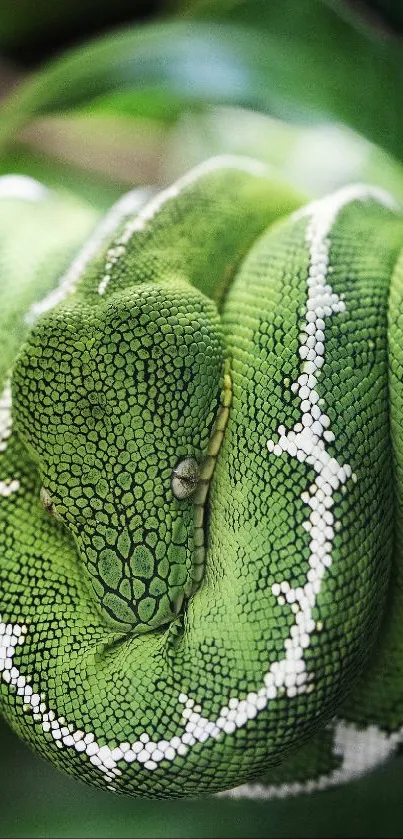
[1,159,403,799]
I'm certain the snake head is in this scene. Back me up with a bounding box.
[12,283,224,633]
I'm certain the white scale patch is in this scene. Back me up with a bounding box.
[0,171,399,790]
[222,720,403,798]
[25,188,152,326]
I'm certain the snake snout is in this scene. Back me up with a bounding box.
[70,508,198,635]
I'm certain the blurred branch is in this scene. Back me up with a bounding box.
[19,113,166,186]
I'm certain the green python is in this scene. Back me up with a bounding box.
[1,157,403,799]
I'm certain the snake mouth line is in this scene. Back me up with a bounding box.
[188,363,232,599]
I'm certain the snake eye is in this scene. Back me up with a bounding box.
[39,486,62,520]
[171,457,200,500]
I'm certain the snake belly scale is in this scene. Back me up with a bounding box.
[1,157,403,798]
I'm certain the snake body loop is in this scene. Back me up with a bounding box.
[1,159,403,798]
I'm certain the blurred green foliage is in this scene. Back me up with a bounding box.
[0,0,402,218]
[1,0,403,163]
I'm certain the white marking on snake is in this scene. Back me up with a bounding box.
[221,720,403,798]
[25,188,152,325]
[0,379,12,455]
[98,155,271,296]
[266,185,397,694]
[0,184,398,788]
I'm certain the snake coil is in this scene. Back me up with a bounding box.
[1,158,403,798]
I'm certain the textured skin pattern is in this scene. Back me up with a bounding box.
[1,160,403,799]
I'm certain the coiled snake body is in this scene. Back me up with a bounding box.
[1,158,403,798]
